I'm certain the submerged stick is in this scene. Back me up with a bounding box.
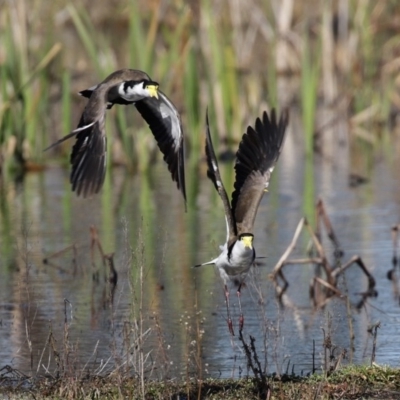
[43,244,77,263]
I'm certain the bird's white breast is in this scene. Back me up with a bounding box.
[215,240,255,283]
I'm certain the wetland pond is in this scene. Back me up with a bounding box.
[1,126,400,380]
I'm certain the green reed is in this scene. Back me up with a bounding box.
[184,47,201,152]
[67,3,114,76]
[0,4,61,169]
[0,0,399,182]
[128,0,151,72]
[61,70,72,138]
[301,31,320,158]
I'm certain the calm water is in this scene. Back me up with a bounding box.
[1,130,400,379]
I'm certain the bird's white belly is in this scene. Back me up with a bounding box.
[215,247,254,282]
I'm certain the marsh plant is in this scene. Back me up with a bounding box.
[1,1,399,182]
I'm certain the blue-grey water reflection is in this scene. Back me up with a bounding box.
[1,135,400,379]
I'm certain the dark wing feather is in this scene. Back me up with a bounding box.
[205,110,237,239]
[135,90,186,207]
[70,113,107,197]
[232,109,289,235]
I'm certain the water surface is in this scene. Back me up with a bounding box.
[1,134,400,379]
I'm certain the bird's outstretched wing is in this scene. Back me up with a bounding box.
[135,91,186,207]
[205,110,237,241]
[232,109,289,235]
[45,88,108,198]
[69,112,107,197]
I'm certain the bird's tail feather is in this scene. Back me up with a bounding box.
[193,258,218,268]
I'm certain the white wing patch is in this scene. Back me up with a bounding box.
[159,93,182,148]
[159,102,170,119]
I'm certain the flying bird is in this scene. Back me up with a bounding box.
[45,69,186,206]
[195,108,289,334]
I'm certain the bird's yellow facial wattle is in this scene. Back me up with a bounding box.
[241,235,253,249]
[146,84,159,99]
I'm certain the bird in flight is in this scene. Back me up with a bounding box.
[45,69,186,208]
[195,108,289,335]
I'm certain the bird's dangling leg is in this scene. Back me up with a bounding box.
[237,282,244,333]
[224,285,235,336]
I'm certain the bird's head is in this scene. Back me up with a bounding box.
[238,233,254,249]
[142,80,159,99]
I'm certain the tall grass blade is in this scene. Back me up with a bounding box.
[301,32,320,158]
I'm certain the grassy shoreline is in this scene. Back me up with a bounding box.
[1,364,400,399]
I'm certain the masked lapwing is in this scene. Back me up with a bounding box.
[45,69,186,208]
[195,108,289,335]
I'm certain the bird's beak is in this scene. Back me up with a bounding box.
[146,84,159,99]
[242,236,253,249]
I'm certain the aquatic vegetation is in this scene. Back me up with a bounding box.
[0,1,399,180]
